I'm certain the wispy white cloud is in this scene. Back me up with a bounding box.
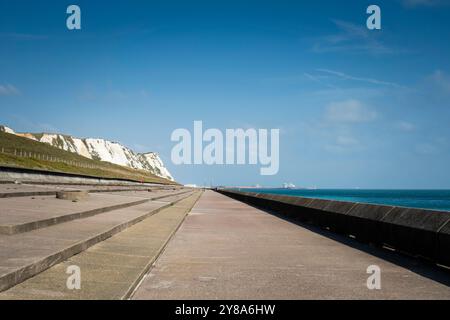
[107,90,127,99]
[297,99,378,155]
[303,72,338,89]
[427,70,450,93]
[396,121,416,132]
[336,135,360,146]
[77,86,152,102]
[324,134,360,153]
[316,69,406,89]
[0,32,48,40]
[325,99,378,123]
[312,20,401,55]
[336,136,359,146]
[319,99,378,153]
[0,84,20,96]
[414,134,450,155]
[415,143,439,155]
[401,0,450,8]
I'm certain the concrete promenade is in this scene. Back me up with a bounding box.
[0,191,201,299]
[0,185,193,293]
[133,190,450,299]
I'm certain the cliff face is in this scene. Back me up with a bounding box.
[0,125,174,181]
[0,125,15,134]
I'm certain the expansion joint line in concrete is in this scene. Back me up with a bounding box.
[125,191,203,300]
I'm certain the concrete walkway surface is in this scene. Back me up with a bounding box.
[0,190,194,292]
[132,191,450,300]
[0,191,201,299]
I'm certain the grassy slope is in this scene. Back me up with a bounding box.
[0,131,176,185]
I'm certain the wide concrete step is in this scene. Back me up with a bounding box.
[0,191,194,292]
[0,183,182,198]
[100,189,188,200]
[0,189,192,235]
[0,184,57,198]
[0,191,202,300]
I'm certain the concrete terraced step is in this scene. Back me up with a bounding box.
[0,189,192,235]
[0,191,194,292]
[149,193,198,204]
[0,184,57,198]
[100,189,187,200]
[0,191,202,300]
[0,183,182,198]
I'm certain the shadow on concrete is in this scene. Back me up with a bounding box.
[243,202,450,288]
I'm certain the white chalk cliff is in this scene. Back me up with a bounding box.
[0,125,174,181]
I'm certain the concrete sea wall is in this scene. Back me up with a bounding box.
[216,189,450,268]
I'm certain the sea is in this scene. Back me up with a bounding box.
[235,188,450,212]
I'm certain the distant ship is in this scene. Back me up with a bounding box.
[282,183,296,189]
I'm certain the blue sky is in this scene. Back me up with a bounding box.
[1,0,450,188]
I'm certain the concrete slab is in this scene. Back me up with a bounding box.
[132,191,450,300]
[0,183,187,198]
[99,189,185,199]
[0,189,192,234]
[0,193,195,291]
[152,192,194,204]
[0,192,202,300]
[0,193,150,234]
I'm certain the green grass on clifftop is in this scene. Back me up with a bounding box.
[0,131,176,185]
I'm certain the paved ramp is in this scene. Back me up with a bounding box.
[133,190,450,299]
